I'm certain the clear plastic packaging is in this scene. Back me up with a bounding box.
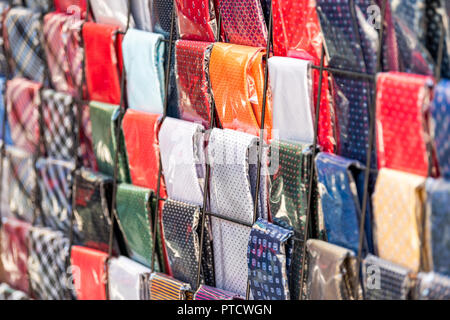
[0,77,13,145]
[150,0,174,37]
[79,104,98,171]
[53,0,88,17]
[194,285,243,300]
[24,0,52,14]
[90,0,135,31]
[131,0,153,32]
[175,0,217,41]
[415,272,450,300]
[147,272,191,300]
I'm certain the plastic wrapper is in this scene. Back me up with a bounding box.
[159,117,205,205]
[24,0,52,13]
[89,101,131,183]
[162,199,215,289]
[175,0,217,41]
[362,254,413,300]
[0,77,12,145]
[373,168,429,272]
[79,104,98,170]
[108,256,151,300]
[147,272,191,300]
[415,272,450,300]
[194,285,243,300]
[116,183,159,270]
[0,3,10,77]
[425,178,450,276]
[0,283,29,300]
[131,0,153,32]
[5,78,41,154]
[90,0,135,31]
[306,239,361,300]
[209,43,272,139]
[82,22,122,105]
[376,72,435,177]
[123,29,165,114]
[175,40,214,128]
[0,218,31,295]
[27,226,73,300]
[70,245,108,300]
[431,79,450,179]
[316,153,373,255]
[54,0,88,17]
[3,7,45,82]
[248,218,293,300]
[151,0,173,37]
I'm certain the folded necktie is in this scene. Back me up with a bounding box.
[248,218,293,300]
[0,218,31,295]
[431,79,450,179]
[122,29,165,114]
[306,240,361,300]
[148,272,192,300]
[24,0,52,13]
[108,256,151,300]
[131,0,152,32]
[194,285,243,300]
[209,43,272,139]
[376,72,434,177]
[27,227,73,300]
[90,0,135,31]
[3,7,45,82]
[316,153,373,254]
[373,168,429,272]
[79,104,98,170]
[362,254,413,300]
[159,117,205,205]
[268,57,314,144]
[83,22,122,104]
[175,40,214,128]
[217,0,267,47]
[116,183,158,269]
[89,101,131,183]
[415,272,450,300]
[151,0,173,37]
[53,0,88,17]
[70,245,108,300]
[0,3,10,77]
[5,78,41,154]
[425,178,450,276]
[0,77,12,145]
[175,0,217,41]
[0,283,29,300]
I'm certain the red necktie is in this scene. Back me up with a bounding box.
[53,0,88,17]
[175,0,217,42]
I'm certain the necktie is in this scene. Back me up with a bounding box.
[0,218,31,295]
[116,183,158,269]
[0,3,10,77]
[159,117,205,205]
[70,245,108,300]
[217,0,267,47]
[269,57,314,144]
[3,7,45,82]
[376,72,434,177]
[53,0,88,17]
[425,178,450,276]
[0,283,29,300]
[373,168,429,272]
[209,43,272,139]
[415,272,450,300]
[148,272,191,300]
[306,239,361,300]
[24,0,52,13]
[131,0,153,32]
[248,218,293,300]
[194,285,243,300]
[89,101,131,183]
[362,254,413,300]
[175,0,217,41]
[5,78,41,155]
[108,256,151,300]
[27,227,73,300]
[122,29,165,114]
[151,0,173,37]
[82,22,122,105]
[431,79,450,179]
[79,103,98,171]
[90,0,135,31]
[0,77,12,145]
[316,152,373,254]
[175,40,214,128]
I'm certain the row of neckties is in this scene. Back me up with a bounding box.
[0,0,449,301]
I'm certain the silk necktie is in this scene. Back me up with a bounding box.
[0,77,12,145]
[89,101,131,183]
[79,103,98,171]
[415,272,450,300]
[194,285,242,300]
[90,0,135,31]
[24,0,52,13]
[175,40,214,128]
[248,218,293,300]
[123,29,165,114]
[373,168,429,272]
[108,256,151,300]
[151,0,173,37]
[70,245,108,300]
[0,283,29,300]
[0,3,10,77]
[159,117,205,205]
[53,0,87,17]
[209,43,272,139]
[175,0,217,41]
[148,272,191,300]
[131,0,153,32]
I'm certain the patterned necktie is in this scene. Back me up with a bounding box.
[79,103,98,171]
[0,283,29,300]
[415,272,450,300]
[89,101,131,183]
[431,79,450,179]
[209,43,272,139]
[131,0,152,32]
[362,254,413,300]
[175,40,214,128]
[70,245,108,300]
[425,178,450,276]
[5,78,41,155]
[194,285,243,300]
[122,29,165,114]
[175,0,217,41]
[24,0,52,13]
[90,0,135,31]
[373,168,429,272]
[217,0,267,47]
[108,256,151,300]
[54,0,87,17]
[148,272,192,300]
[376,72,434,177]
[4,7,45,83]
[151,0,173,37]
[0,77,12,145]
[248,218,293,300]
[0,3,10,77]
[159,117,205,205]
[27,227,73,300]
